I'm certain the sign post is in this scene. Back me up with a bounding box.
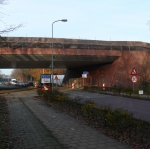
[130,67,138,96]
[82,71,89,87]
[40,74,51,91]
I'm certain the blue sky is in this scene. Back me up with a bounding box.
[1,0,150,75]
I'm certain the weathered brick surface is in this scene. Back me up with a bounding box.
[67,50,150,87]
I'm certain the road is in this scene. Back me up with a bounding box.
[1,85,150,122]
[60,88,150,122]
[0,84,25,90]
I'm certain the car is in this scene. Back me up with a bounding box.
[24,82,29,86]
[28,81,34,86]
[4,82,9,85]
[10,80,18,86]
[18,81,25,86]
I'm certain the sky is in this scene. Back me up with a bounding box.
[0,0,150,75]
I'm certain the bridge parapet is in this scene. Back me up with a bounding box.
[0,37,150,51]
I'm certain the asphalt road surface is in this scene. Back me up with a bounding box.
[0,84,24,90]
[61,88,150,122]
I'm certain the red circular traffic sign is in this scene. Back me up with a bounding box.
[131,76,138,83]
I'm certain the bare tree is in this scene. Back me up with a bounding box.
[0,0,5,4]
[0,0,23,35]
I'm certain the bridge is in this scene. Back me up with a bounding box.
[1,37,149,69]
[1,37,150,86]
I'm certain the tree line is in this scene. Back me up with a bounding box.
[10,68,66,82]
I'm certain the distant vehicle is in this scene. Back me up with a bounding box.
[11,78,17,82]
[10,80,18,86]
[28,81,34,86]
[24,82,29,86]
[18,81,25,86]
[4,82,9,85]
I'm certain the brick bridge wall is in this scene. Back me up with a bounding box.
[65,50,150,88]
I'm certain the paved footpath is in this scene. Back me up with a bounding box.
[6,93,64,149]
[5,90,133,149]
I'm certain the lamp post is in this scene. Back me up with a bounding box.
[51,19,67,92]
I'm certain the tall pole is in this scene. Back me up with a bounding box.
[52,22,54,92]
[51,19,67,92]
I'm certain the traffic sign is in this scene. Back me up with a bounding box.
[54,75,59,80]
[131,76,138,83]
[130,67,138,75]
[41,74,51,83]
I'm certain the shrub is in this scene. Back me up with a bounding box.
[37,89,150,148]
[36,88,43,96]
[122,88,133,96]
[81,100,97,118]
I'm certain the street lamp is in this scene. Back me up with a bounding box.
[51,19,67,92]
